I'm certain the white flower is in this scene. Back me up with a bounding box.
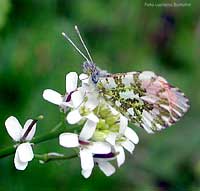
[82,154,116,178]
[105,115,139,167]
[43,72,79,109]
[5,116,36,170]
[59,132,112,178]
[66,79,99,129]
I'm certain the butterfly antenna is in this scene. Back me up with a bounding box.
[74,25,94,63]
[62,32,90,62]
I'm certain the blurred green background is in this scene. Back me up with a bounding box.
[0,0,199,190]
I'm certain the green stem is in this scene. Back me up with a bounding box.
[35,152,78,163]
[0,145,16,159]
[32,121,64,144]
[0,121,79,159]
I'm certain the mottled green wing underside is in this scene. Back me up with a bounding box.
[97,71,189,133]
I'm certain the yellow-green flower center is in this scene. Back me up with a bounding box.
[92,103,120,141]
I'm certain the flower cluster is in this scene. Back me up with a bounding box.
[43,72,139,178]
[3,71,139,178]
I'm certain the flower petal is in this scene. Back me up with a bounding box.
[71,90,84,108]
[119,115,128,134]
[59,133,79,148]
[85,95,99,110]
[105,133,116,146]
[124,127,139,144]
[79,120,97,141]
[66,110,82,124]
[81,169,93,179]
[90,142,111,154]
[21,119,36,141]
[79,73,89,84]
[121,140,135,153]
[43,89,62,105]
[14,151,28,170]
[115,145,125,167]
[5,116,22,141]
[98,161,116,176]
[86,113,99,123]
[16,143,34,162]
[66,72,78,93]
[80,149,94,170]
[60,101,73,108]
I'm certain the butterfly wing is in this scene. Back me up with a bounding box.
[97,71,190,133]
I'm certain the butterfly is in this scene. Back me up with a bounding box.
[62,26,190,133]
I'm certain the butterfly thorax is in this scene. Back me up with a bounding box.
[82,61,100,84]
[83,61,109,84]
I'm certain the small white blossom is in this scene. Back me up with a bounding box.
[66,74,99,131]
[43,72,79,109]
[105,114,139,167]
[59,132,112,178]
[5,116,36,170]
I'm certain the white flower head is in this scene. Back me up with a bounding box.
[105,114,139,167]
[43,72,79,110]
[59,132,113,178]
[5,116,36,170]
[44,71,140,177]
[67,84,139,173]
[66,88,99,127]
